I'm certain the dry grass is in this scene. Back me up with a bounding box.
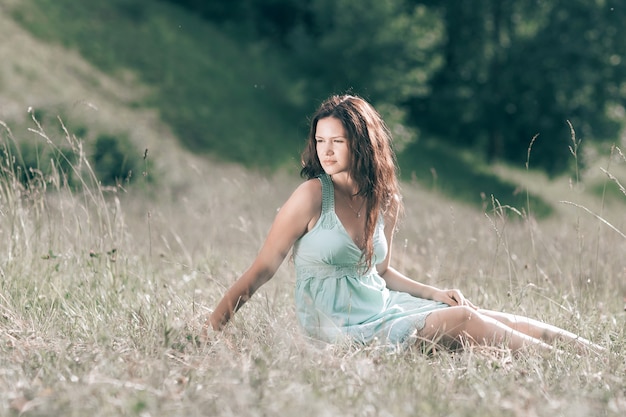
[1,114,625,417]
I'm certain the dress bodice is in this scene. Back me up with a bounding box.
[293,174,387,278]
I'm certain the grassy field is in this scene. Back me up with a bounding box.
[1,112,625,416]
[1,1,626,416]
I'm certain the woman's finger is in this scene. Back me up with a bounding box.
[447,289,479,309]
[449,290,464,305]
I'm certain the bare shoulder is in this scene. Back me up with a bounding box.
[296,177,322,196]
[275,178,322,234]
[287,178,322,213]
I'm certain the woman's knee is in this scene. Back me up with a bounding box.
[451,305,478,323]
[427,305,477,333]
[420,306,482,347]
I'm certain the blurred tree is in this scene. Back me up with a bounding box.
[92,134,141,186]
[162,0,442,106]
[407,0,626,175]
[163,0,308,42]
[161,0,626,175]
[287,0,442,106]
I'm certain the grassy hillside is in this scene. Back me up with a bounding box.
[7,0,597,215]
[8,0,308,170]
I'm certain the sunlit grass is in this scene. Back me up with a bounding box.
[1,116,625,416]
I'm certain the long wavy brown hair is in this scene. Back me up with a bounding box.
[301,95,402,268]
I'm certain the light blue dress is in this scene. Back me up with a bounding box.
[293,174,450,347]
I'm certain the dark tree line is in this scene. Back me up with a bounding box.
[164,0,626,175]
[411,0,626,174]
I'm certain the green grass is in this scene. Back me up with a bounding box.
[399,138,554,217]
[10,0,308,169]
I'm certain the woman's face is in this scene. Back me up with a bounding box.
[315,117,351,177]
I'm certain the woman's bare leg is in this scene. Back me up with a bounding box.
[419,306,553,354]
[478,309,604,354]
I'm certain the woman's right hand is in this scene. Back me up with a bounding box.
[202,312,217,337]
[433,288,478,309]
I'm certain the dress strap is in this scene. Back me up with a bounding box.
[317,174,336,229]
[318,174,334,213]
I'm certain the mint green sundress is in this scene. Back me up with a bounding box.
[293,174,450,347]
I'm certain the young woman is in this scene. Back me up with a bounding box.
[207,95,602,354]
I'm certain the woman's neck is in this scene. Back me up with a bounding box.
[330,173,359,197]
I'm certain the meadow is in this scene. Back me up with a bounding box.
[0,112,625,417]
[1,1,626,415]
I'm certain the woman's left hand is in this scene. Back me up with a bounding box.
[435,289,478,309]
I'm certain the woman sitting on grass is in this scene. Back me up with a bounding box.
[207,94,602,355]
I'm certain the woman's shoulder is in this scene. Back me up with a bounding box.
[291,177,323,205]
[278,177,322,213]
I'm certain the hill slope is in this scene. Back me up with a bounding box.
[3,0,624,219]
[5,0,307,170]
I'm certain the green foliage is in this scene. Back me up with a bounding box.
[164,0,307,42]
[1,118,145,190]
[287,0,442,104]
[409,0,626,176]
[91,134,142,186]
[1,134,77,188]
[160,0,626,178]
[590,180,626,204]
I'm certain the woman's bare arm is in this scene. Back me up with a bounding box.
[208,180,321,330]
[376,202,475,308]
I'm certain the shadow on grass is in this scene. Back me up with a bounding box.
[589,181,626,205]
[10,0,307,169]
[398,140,554,218]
